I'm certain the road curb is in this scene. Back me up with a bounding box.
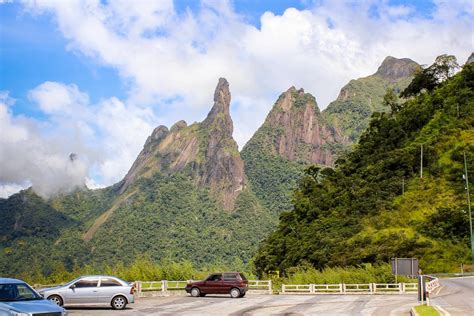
[410,306,419,316]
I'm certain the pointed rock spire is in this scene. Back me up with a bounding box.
[203,78,233,135]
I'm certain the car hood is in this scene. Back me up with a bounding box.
[0,299,64,313]
[188,281,205,286]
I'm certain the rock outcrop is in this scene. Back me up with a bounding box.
[375,56,420,80]
[118,78,244,210]
[243,87,345,166]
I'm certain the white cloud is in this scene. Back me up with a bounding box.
[0,183,30,198]
[0,92,89,198]
[22,0,473,147]
[1,84,156,197]
[28,81,89,115]
[2,0,472,197]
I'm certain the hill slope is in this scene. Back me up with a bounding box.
[255,63,474,274]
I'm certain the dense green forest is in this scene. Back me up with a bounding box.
[254,62,474,275]
[0,174,276,280]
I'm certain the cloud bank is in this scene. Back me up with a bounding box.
[1,0,472,197]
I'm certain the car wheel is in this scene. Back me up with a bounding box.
[190,287,200,297]
[111,295,127,310]
[230,288,241,298]
[47,295,63,306]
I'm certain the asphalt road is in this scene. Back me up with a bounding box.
[66,294,417,315]
[430,276,474,316]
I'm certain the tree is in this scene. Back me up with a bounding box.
[401,54,460,97]
[432,54,460,82]
[383,88,401,113]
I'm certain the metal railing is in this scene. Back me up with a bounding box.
[281,283,418,294]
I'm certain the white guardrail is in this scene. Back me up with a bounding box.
[135,280,273,296]
[281,283,418,294]
[425,276,440,293]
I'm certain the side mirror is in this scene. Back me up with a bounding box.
[69,284,76,289]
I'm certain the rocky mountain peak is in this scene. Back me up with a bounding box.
[244,87,344,166]
[170,120,187,132]
[375,56,420,80]
[203,78,233,134]
[117,78,244,210]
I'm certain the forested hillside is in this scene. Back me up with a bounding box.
[323,56,419,142]
[255,62,474,274]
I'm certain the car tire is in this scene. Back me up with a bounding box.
[190,287,201,297]
[200,293,206,297]
[230,288,241,298]
[111,295,127,310]
[47,295,63,306]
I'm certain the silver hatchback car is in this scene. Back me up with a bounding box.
[38,275,135,310]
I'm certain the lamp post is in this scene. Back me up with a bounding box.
[463,152,473,263]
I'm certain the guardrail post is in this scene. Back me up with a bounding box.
[136,281,142,296]
[340,283,344,293]
[400,283,405,293]
[399,283,403,293]
[281,284,286,294]
[309,284,314,294]
[372,283,376,293]
[162,280,167,294]
[369,283,373,294]
[268,280,272,295]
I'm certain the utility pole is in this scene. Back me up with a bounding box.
[463,152,473,263]
[420,144,423,179]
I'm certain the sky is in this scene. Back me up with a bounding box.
[0,0,473,198]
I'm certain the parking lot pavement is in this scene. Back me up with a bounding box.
[66,294,417,315]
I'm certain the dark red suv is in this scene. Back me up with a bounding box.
[185,272,248,298]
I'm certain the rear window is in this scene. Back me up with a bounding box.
[100,278,122,287]
[239,273,247,281]
[223,273,238,281]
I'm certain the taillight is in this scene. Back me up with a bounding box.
[130,285,135,294]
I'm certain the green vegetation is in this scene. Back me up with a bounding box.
[271,263,413,287]
[323,66,415,142]
[414,305,441,316]
[0,171,275,281]
[255,63,474,275]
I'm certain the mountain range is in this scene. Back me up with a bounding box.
[2,56,441,279]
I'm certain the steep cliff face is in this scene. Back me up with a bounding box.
[244,87,345,166]
[241,87,344,215]
[323,56,420,142]
[118,78,244,210]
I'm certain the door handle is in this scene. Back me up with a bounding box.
[93,290,98,292]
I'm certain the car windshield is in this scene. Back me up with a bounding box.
[0,283,42,302]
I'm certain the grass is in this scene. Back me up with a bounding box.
[414,305,440,316]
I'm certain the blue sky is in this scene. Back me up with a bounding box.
[0,0,472,197]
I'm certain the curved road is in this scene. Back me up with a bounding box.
[430,277,474,315]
